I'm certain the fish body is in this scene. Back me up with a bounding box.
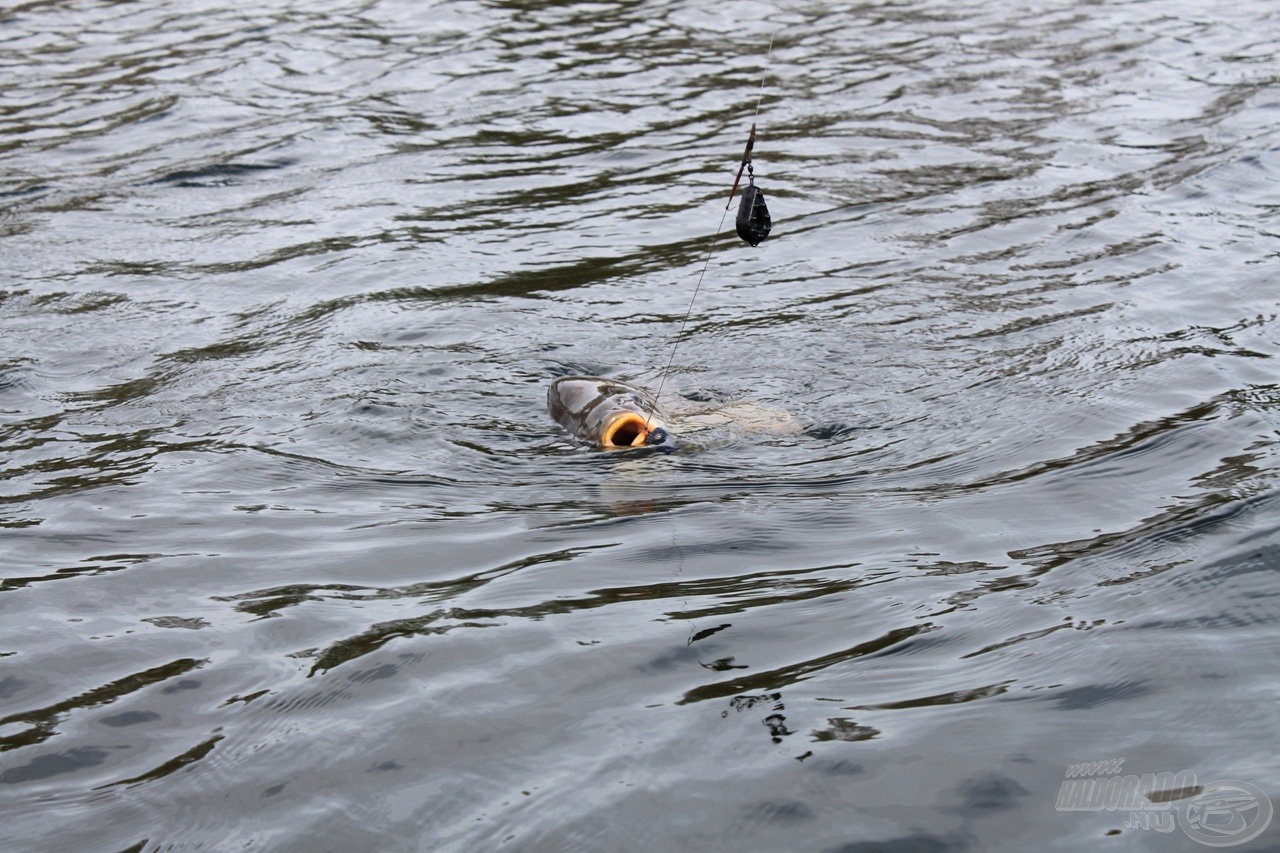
[547,376,672,450]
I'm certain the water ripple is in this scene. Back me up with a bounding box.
[3,0,1280,849]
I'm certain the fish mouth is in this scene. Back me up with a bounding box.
[600,411,653,449]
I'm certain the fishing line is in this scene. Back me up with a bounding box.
[647,36,774,421]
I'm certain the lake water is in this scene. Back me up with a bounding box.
[2,1,1279,850]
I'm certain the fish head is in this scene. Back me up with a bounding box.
[548,376,675,451]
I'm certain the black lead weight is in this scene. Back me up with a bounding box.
[735,182,771,247]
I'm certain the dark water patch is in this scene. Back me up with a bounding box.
[743,798,814,824]
[0,676,30,700]
[215,545,599,619]
[0,183,53,202]
[30,291,131,314]
[1042,681,1152,711]
[0,746,115,784]
[99,711,161,728]
[305,613,500,676]
[160,679,202,695]
[262,687,355,714]
[2,564,121,593]
[148,159,298,187]
[1011,487,1278,584]
[1,553,163,593]
[0,658,205,753]
[961,621,1078,659]
[668,567,873,621]
[945,773,1031,814]
[688,623,731,644]
[810,718,879,743]
[1,430,212,506]
[700,656,748,672]
[920,391,1239,498]
[849,681,1013,711]
[142,616,211,631]
[100,733,224,789]
[826,834,968,853]
[679,625,933,705]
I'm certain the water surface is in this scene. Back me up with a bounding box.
[2,1,1279,850]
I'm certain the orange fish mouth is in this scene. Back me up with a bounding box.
[600,412,652,449]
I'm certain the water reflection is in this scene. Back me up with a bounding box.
[2,0,1279,849]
